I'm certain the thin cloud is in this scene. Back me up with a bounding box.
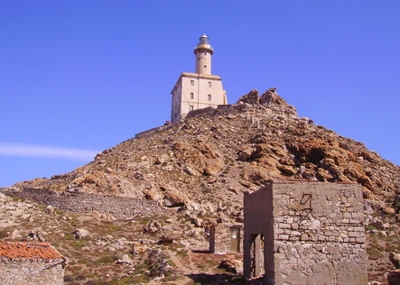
[0,142,99,161]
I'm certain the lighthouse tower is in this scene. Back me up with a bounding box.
[194,34,213,75]
[170,34,227,123]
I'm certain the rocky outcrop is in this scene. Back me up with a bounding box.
[237,89,260,104]
[146,248,176,278]
[2,88,399,284]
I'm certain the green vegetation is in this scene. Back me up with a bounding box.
[95,255,114,264]
[71,240,85,249]
[366,225,378,231]
[0,230,9,239]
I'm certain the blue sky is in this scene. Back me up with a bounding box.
[1,1,399,187]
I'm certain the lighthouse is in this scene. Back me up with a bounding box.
[194,34,213,75]
[170,34,227,123]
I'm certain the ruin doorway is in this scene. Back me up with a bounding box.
[249,233,265,278]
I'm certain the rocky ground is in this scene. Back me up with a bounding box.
[1,88,399,284]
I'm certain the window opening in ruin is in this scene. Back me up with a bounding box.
[190,80,194,86]
[189,105,194,111]
[298,193,312,221]
[208,81,212,87]
[208,94,212,101]
[204,65,207,69]
[209,225,216,253]
[190,92,194,99]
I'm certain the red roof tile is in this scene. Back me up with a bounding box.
[0,241,64,260]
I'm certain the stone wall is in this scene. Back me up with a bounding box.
[244,180,368,285]
[209,224,242,253]
[0,258,64,285]
[2,188,168,219]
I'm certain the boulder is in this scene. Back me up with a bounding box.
[29,230,46,242]
[144,188,162,201]
[277,164,297,176]
[46,205,55,214]
[163,191,186,207]
[73,228,91,239]
[184,165,199,176]
[259,88,297,116]
[242,166,270,184]
[191,216,203,227]
[236,90,259,104]
[143,220,162,234]
[237,147,254,161]
[157,234,176,245]
[217,258,242,274]
[147,249,175,278]
[203,159,223,176]
[116,253,133,265]
[155,153,170,165]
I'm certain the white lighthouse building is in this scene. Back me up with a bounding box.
[170,34,227,122]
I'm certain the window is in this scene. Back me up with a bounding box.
[208,94,212,101]
[189,105,194,111]
[204,65,207,69]
[190,80,194,86]
[190,92,194,99]
[208,82,212,87]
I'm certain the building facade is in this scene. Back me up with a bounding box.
[171,34,227,123]
[0,241,66,285]
[243,180,368,285]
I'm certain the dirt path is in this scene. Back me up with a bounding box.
[165,249,243,285]
[164,248,197,284]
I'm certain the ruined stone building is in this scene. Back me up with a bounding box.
[0,241,66,285]
[243,180,368,285]
[208,224,242,254]
[170,34,227,122]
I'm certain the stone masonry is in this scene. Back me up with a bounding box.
[243,180,368,285]
[0,241,66,285]
[2,188,169,219]
[208,224,242,253]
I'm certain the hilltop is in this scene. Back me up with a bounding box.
[1,88,399,284]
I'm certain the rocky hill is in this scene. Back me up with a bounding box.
[1,88,399,284]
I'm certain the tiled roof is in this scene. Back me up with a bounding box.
[0,241,64,260]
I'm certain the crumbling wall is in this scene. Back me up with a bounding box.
[2,188,168,219]
[244,181,368,285]
[0,259,64,285]
[209,224,242,253]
